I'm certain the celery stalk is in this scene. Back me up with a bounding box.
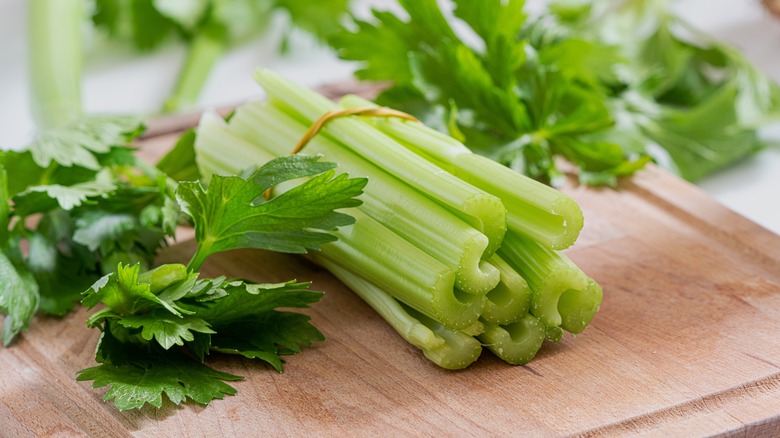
[558,278,603,334]
[323,257,482,369]
[28,0,84,129]
[498,231,602,333]
[478,315,546,365]
[194,112,277,180]
[252,69,507,256]
[226,101,500,294]
[339,95,584,250]
[322,209,485,330]
[163,31,226,113]
[403,304,483,370]
[316,257,445,351]
[481,255,531,325]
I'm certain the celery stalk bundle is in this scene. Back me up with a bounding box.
[193,70,603,369]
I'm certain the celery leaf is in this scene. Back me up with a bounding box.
[0,250,40,346]
[117,309,215,350]
[332,0,780,183]
[28,115,143,170]
[177,155,366,267]
[77,345,241,411]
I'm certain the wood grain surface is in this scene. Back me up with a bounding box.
[2,128,780,437]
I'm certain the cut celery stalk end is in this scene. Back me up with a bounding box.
[479,315,545,365]
[323,209,485,330]
[481,255,531,325]
[194,112,276,181]
[252,69,507,257]
[227,101,500,295]
[498,231,602,332]
[545,325,564,343]
[454,154,583,250]
[404,305,483,370]
[559,278,603,334]
[317,257,445,350]
[339,95,584,250]
[532,266,589,329]
[461,320,485,337]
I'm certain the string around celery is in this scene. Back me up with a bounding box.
[263,106,420,200]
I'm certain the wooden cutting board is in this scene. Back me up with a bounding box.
[2,104,780,438]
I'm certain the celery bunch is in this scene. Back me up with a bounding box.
[193,71,603,369]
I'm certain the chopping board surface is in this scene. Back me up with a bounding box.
[1,128,780,438]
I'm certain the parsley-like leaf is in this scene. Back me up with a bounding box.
[82,263,182,316]
[13,169,117,216]
[211,312,324,372]
[77,347,241,411]
[27,231,94,316]
[29,116,143,170]
[0,250,40,346]
[182,280,323,371]
[183,280,322,325]
[0,165,40,345]
[332,0,780,184]
[177,154,366,270]
[331,0,646,184]
[117,309,215,350]
[274,0,351,40]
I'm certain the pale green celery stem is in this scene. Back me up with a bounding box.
[481,255,531,325]
[252,69,507,257]
[478,315,545,365]
[339,95,584,250]
[28,0,84,128]
[316,257,445,350]
[320,209,485,330]
[194,112,276,181]
[498,231,602,333]
[163,32,226,113]
[403,304,482,370]
[227,101,499,295]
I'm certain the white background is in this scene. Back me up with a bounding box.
[0,0,778,234]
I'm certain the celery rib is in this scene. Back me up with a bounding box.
[317,258,445,350]
[478,315,546,365]
[28,0,84,129]
[163,32,226,113]
[319,252,482,370]
[498,231,602,332]
[339,95,584,250]
[226,101,500,295]
[194,112,276,180]
[322,209,485,330]
[403,305,483,370]
[252,69,507,257]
